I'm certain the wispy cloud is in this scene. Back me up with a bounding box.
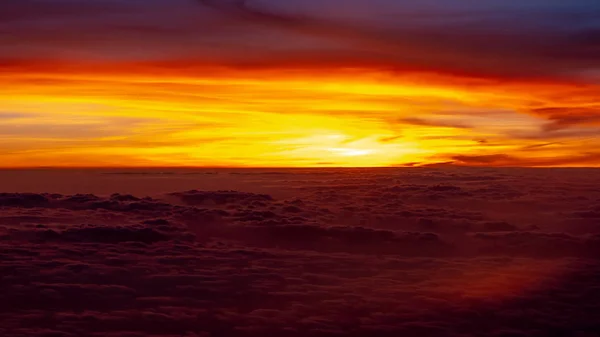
[1,0,600,166]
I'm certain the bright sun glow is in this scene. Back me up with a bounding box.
[329,148,375,157]
[1,65,599,167]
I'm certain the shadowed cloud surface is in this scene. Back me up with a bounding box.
[1,168,600,336]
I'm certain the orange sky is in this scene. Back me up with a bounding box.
[1,0,599,167]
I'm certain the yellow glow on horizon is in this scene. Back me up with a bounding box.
[1,64,599,167]
[329,148,375,157]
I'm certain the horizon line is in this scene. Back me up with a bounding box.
[1,165,600,170]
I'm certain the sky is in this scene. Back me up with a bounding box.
[1,0,600,167]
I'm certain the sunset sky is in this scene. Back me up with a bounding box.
[1,0,600,167]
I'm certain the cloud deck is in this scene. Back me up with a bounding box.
[1,168,599,336]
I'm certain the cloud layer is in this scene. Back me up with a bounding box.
[1,168,600,335]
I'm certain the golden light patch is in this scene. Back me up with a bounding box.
[1,64,599,167]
